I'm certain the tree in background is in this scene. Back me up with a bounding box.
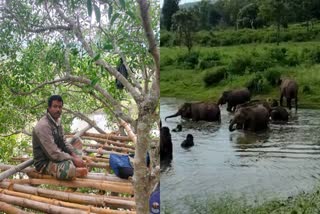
[0,0,159,213]
[238,2,260,29]
[172,9,198,52]
[162,0,180,31]
[259,0,292,45]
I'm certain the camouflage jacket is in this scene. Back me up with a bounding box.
[32,113,74,172]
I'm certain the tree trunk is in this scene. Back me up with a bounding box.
[133,114,153,213]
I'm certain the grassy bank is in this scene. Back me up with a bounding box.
[163,187,320,214]
[161,42,320,108]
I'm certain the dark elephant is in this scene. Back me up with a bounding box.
[279,79,298,110]
[160,126,172,163]
[270,106,289,122]
[172,124,182,132]
[165,102,221,122]
[229,105,269,132]
[235,99,272,113]
[218,88,251,112]
[181,134,194,148]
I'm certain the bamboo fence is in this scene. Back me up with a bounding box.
[0,132,137,213]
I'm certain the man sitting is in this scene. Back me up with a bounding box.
[32,95,87,180]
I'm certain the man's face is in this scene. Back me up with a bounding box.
[48,100,63,121]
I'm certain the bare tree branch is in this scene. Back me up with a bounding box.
[63,107,106,134]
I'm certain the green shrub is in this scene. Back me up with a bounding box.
[302,85,312,94]
[203,67,227,87]
[264,68,281,86]
[246,73,271,94]
[160,30,173,47]
[301,47,320,64]
[285,51,300,66]
[269,47,287,64]
[160,56,175,67]
[177,52,199,69]
[199,52,221,69]
[227,54,252,75]
[248,54,273,72]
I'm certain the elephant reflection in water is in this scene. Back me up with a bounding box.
[165,102,221,122]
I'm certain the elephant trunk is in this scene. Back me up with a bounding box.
[165,112,180,121]
[229,120,236,132]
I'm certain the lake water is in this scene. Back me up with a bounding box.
[160,97,320,212]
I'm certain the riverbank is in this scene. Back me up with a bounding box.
[163,187,320,213]
[161,42,320,109]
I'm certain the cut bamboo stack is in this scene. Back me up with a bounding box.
[0,132,137,214]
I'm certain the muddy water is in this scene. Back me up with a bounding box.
[160,97,320,212]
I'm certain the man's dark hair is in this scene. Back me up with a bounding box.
[48,95,63,107]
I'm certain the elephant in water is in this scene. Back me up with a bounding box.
[218,88,251,112]
[160,126,172,163]
[181,134,194,148]
[270,106,289,122]
[165,102,221,122]
[279,78,298,110]
[172,124,182,132]
[229,105,269,132]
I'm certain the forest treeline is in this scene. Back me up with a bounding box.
[161,0,320,48]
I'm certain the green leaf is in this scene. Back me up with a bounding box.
[90,78,99,87]
[127,11,136,20]
[94,4,101,23]
[110,13,119,26]
[119,0,126,9]
[108,5,113,19]
[103,43,113,50]
[92,53,101,61]
[87,0,93,17]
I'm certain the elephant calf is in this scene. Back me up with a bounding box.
[270,106,289,122]
[279,78,298,110]
[165,102,221,122]
[229,105,269,132]
[218,88,251,112]
[181,134,194,148]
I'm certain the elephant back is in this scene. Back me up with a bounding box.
[191,102,220,122]
[229,88,251,104]
[280,79,298,98]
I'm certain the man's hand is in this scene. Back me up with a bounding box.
[70,152,86,168]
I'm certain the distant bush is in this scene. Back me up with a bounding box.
[269,47,287,64]
[160,56,175,67]
[246,73,271,94]
[227,54,252,75]
[177,52,199,69]
[301,47,320,64]
[302,85,312,94]
[160,31,173,47]
[203,67,227,87]
[248,54,273,72]
[263,68,281,86]
[285,51,300,66]
[199,52,221,69]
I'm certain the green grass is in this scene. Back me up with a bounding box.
[163,188,320,214]
[161,42,320,108]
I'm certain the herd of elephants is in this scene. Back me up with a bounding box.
[160,78,299,163]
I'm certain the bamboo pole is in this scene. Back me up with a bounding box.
[8,178,134,194]
[119,120,136,145]
[80,136,135,149]
[0,159,33,181]
[0,201,30,214]
[83,156,109,162]
[0,182,135,209]
[0,164,129,183]
[0,193,91,214]
[83,132,131,142]
[83,143,135,153]
[67,124,93,144]
[84,148,128,156]
[0,188,135,214]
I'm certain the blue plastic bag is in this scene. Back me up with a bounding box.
[109,154,133,179]
[149,184,160,214]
